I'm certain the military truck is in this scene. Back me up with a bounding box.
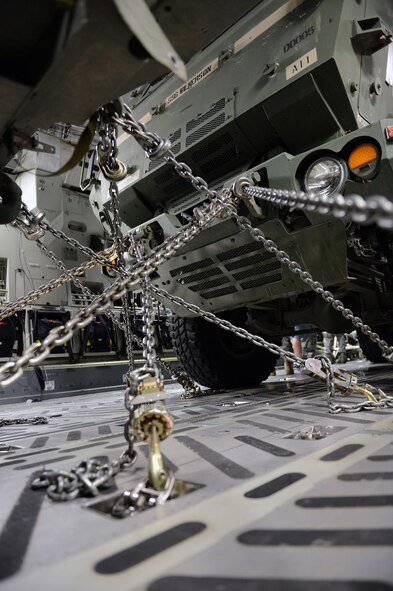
[90,0,393,388]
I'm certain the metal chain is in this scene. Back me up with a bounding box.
[23,210,201,397]
[0,253,108,322]
[130,233,159,373]
[19,203,121,275]
[241,183,393,230]
[31,453,137,501]
[108,181,134,374]
[3,103,391,419]
[0,417,48,427]
[36,239,123,334]
[152,286,302,365]
[329,397,393,413]
[152,285,393,412]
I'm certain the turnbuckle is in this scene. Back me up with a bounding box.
[126,367,174,491]
[305,357,386,402]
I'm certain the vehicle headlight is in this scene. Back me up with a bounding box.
[304,157,347,197]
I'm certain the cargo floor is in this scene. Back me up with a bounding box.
[1,360,393,590]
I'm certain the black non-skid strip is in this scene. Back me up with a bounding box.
[6,421,101,444]
[279,408,373,424]
[30,436,49,448]
[238,528,393,546]
[98,425,112,435]
[105,442,128,449]
[90,435,122,442]
[148,576,393,591]
[0,472,46,580]
[65,442,109,453]
[245,473,306,498]
[176,435,254,479]
[338,472,393,481]
[172,425,199,434]
[262,412,303,423]
[296,495,393,508]
[0,459,26,468]
[235,435,295,457]
[320,444,364,461]
[4,447,59,460]
[15,455,76,470]
[182,409,201,415]
[66,430,81,441]
[237,419,289,434]
[368,455,393,461]
[95,522,206,574]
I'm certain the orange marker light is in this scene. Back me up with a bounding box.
[348,143,379,172]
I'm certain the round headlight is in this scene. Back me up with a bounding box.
[304,157,347,197]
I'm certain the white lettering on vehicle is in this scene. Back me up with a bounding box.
[165,59,219,108]
[285,48,317,80]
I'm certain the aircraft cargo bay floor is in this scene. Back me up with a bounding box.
[1,360,393,590]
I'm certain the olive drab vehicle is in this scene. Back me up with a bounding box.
[89,0,393,388]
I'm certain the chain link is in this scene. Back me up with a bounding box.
[241,183,393,230]
[130,233,160,373]
[0,417,49,427]
[31,453,137,501]
[108,181,135,374]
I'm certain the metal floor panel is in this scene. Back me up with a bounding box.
[1,360,393,590]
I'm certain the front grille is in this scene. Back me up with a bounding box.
[200,285,237,299]
[200,146,238,174]
[233,260,281,281]
[170,258,215,277]
[169,128,181,142]
[225,252,273,271]
[186,98,225,133]
[190,132,233,163]
[180,267,223,284]
[240,273,282,290]
[186,113,226,147]
[170,240,282,300]
[189,276,228,292]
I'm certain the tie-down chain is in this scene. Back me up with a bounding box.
[2,99,391,512]
[2,102,392,404]
[31,107,181,513]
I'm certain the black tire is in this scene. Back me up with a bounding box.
[356,327,393,363]
[169,311,277,389]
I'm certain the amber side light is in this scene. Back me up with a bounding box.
[348,143,380,179]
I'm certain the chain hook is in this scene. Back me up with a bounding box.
[13,209,46,240]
